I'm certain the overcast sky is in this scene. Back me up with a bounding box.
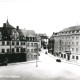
[0,0,80,36]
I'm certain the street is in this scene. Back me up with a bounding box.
[0,50,80,80]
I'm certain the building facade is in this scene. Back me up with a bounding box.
[0,19,26,62]
[37,34,48,49]
[21,29,40,61]
[0,19,40,62]
[50,25,80,63]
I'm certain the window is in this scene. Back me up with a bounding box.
[21,42,23,45]
[34,55,37,59]
[31,55,33,59]
[62,42,63,44]
[27,43,29,47]
[30,37,32,41]
[12,41,15,45]
[62,47,63,50]
[76,48,78,52]
[72,48,74,51]
[76,36,79,39]
[76,30,79,33]
[76,42,78,45]
[72,56,75,59]
[21,48,23,52]
[34,37,37,41]
[21,42,25,45]
[34,49,37,53]
[16,48,19,52]
[7,41,10,45]
[23,42,25,45]
[72,37,74,39]
[61,54,63,57]
[2,41,5,45]
[65,42,67,44]
[12,48,14,53]
[68,37,70,39]
[72,31,75,33]
[23,48,25,52]
[16,41,19,45]
[31,43,33,47]
[72,42,74,45]
[2,49,5,53]
[34,43,37,47]
[64,54,66,58]
[31,49,33,53]
[7,49,9,53]
[27,49,30,53]
[76,56,78,60]
[65,37,67,39]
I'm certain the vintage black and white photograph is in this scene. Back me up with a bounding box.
[0,0,80,80]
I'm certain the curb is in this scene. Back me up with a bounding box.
[48,53,80,66]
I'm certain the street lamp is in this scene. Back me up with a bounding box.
[35,44,38,67]
[36,55,38,67]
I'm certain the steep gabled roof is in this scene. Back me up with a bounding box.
[21,29,36,37]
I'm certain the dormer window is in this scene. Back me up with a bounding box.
[72,30,75,33]
[76,30,79,33]
[65,32,67,34]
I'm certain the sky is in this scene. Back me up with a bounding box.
[0,0,80,37]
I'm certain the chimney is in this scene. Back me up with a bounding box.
[16,26,19,30]
[3,23,6,28]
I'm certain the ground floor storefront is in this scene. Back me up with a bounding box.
[52,52,80,63]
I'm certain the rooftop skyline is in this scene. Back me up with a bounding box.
[0,0,80,36]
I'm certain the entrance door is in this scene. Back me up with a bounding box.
[67,55,70,60]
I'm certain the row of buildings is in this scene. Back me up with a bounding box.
[0,19,48,62]
[48,25,80,63]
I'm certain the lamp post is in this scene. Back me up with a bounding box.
[36,55,38,67]
[36,44,38,67]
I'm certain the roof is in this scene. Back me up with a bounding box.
[60,25,80,32]
[21,29,37,37]
[17,29,24,37]
[37,33,48,39]
[38,33,47,36]
[6,19,15,29]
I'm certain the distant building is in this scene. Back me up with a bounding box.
[48,35,54,55]
[37,34,48,49]
[50,25,80,63]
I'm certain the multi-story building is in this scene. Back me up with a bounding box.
[21,29,40,61]
[37,34,48,49]
[48,35,54,55]
[0,19,26,62]
[0,19,40,62]
[50,25,80,63]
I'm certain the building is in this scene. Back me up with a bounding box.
[50,25,80,63]
[0,19,26,62]
[21,29,40,61]
[0,19,40,62]
[37,34,48,49]
[48,35,54,55]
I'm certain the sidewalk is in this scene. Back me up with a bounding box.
[47,52,80,66]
